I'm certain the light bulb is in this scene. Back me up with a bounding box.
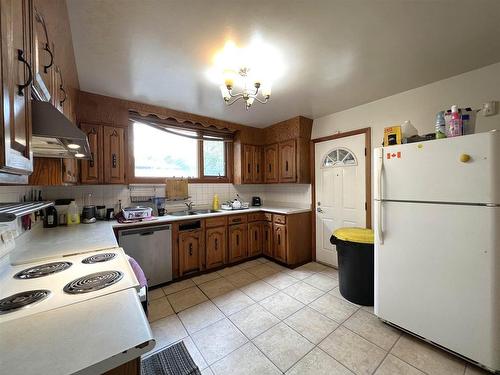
[246,97,255,106]
[67,143,80,149]
[262,85,272,98]
[75,153,85,158]
[222,69,237,89]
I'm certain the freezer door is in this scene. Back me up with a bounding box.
[374,131,500,204]
[374,201,500,371]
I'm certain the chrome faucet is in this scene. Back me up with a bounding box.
[185,201,194,211]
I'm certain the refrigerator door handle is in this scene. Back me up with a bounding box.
[375,148,384,244]
[377,200,384,244]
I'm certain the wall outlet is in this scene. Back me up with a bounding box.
[482,101,497,116]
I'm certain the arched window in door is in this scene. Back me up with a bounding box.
[322,147,357,167]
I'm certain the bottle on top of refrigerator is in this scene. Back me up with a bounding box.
[447,105,462,137]
[435,111,446,139]
[67,200,80,225]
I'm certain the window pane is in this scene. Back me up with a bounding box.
[133,122,198,177]
[203,140,225,176]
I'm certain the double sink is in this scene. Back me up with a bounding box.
[169,209,221,217]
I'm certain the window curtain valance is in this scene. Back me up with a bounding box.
[129,111,235,142]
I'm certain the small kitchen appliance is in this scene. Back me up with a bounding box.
[251,196,262,206]
[81,193,96,224]
[122,206,152,220]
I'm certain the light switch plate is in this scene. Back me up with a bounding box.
[482,101,497,116]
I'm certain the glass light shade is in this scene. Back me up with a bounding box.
[222,69,237,88]
[220,85,230,100]
[75,153,85,158]
[246,97,255,106]
[262,85,272,98]
[67,143,80,149]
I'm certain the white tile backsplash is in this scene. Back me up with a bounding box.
[0,183,311,211]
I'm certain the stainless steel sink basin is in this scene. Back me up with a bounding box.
[169,209,220,217]
[169,211,197,216]
[193,209,220,214]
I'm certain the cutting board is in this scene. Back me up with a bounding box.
[165,178,189,200]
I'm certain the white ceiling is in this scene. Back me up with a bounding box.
[67,0,500,127]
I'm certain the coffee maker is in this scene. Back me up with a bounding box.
[82,193,96,224]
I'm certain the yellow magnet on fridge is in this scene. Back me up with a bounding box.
[460,154,471,163]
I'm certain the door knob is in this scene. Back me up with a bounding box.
[317,207,323,213]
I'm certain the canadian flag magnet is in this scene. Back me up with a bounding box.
[386,152,401,159]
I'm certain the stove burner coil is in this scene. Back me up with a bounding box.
[14,262,72,279]
[81,253,116,264]
[0,290,50,314]
[63,271,123,294]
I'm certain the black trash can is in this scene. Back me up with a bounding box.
[330,228,374,306]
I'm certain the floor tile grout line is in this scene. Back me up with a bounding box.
[369,331,402,374]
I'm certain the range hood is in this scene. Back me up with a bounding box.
[31,100,91,159]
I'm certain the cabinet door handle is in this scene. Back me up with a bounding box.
[256,163,259,173]
[59,85,67,106]
[89,152,94,168]
[278,234,281,246]
[112,153,117,168]
[17,50,33,96]
[254,231,258,241]
[247,163,251,174]
[189,243,193,256]
[233,218,241,223]
[265,231,268,240]
[285,161,289,172]
[215,238,218,250]
[268,164,272,172]
[236,234,239,246]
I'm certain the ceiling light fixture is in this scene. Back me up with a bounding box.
[67,143,80,149]
[211,39,281,111]
[74,153,85,158]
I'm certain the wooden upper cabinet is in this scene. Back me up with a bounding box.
[273,223,287,263]
[32,6,53,101]
[229,224,247,262]
[206,226,226,269]
[179,230,202,275]
[103,125,126,184]
[279,139,296,182]
[242,144,254,183]
[80,123,102,184]
[248,222,263,257]
[264,144,278,183]
[253,146,263,183]
[0,0,34,179]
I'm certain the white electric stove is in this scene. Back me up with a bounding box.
[0,247,139,323]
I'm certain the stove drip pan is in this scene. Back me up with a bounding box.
[14,262,72,279]
[63,271,123,294]
[0,290,51,314]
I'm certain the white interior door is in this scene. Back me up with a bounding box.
[315,133,366,267]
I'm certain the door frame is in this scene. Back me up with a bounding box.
[310,127,372,261]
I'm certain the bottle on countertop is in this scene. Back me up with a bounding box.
[435,111,446,139]
[67,200,80,225]
[43,206,58,228]
[212,194,220,211]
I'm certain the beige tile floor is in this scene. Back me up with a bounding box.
[145,258,490,375]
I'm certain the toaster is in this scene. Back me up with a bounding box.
[251,197,262,206]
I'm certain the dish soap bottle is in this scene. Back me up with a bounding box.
[67,200,80,225]
[447,105,462,137]
[212,194,220,210]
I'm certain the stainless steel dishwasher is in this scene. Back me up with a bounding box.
[118,225,172,287]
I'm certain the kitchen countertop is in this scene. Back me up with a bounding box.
[11,205,311,265]
[0,288,155,375]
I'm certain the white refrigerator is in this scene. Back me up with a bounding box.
[374,130,499,372]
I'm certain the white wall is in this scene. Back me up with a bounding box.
[312,62,500,143]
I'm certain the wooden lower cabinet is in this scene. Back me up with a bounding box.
[206,226,226,269]
[178,230,202,276]
[248,222,263,257]
[263,222,273,257]
[229,224,247,262]
[273,223,287,262]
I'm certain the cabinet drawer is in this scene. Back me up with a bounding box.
[205,216,227,228]
[273,214,286,224]
[263,212,273,222]
[228,214,247,225]
[248,212,266,222]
